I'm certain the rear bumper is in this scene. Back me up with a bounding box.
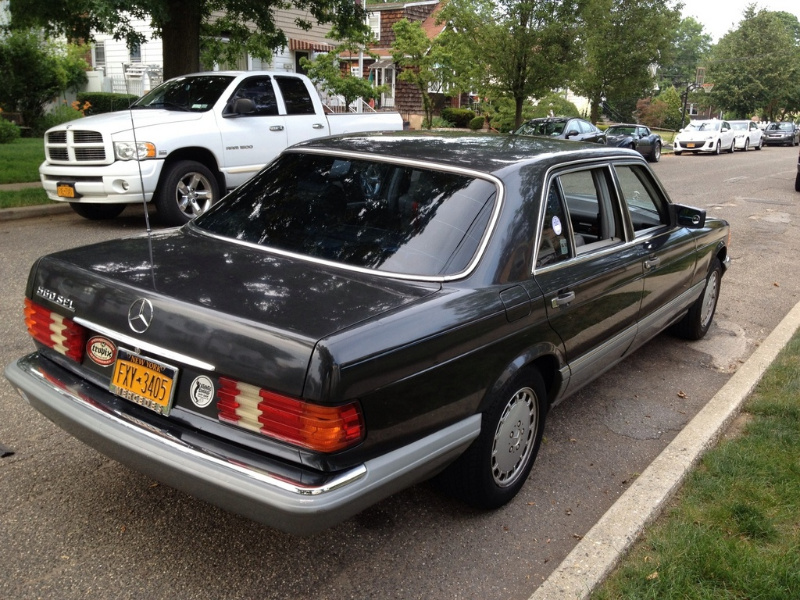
[5,353,480,535]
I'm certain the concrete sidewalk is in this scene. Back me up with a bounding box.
[530,300,800,599]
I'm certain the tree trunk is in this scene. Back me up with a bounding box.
[514,96,524,130]
[162,0,203,79]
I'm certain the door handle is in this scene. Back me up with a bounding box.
[551,291,575,309]
[644,256,660,270]
[269,125,284,132]
[312,123,325,129]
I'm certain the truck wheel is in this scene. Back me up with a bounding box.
[156,160,219,226]
[70,203,125,220]
[436,366,548,509]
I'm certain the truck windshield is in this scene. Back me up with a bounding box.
[194,152,498,278]
[132,75,234,112]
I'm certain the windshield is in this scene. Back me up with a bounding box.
[607,126,636,135]
[194,152,498,278]
[730,122,748,130]
[516,120,567,137]
[132,75,235,112]
[767,122,794,131]
[685,121,719,132]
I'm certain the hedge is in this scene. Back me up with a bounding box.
[441,108,476,128]
[76,92,139,116]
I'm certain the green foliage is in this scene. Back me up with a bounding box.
[300,51,385,108]
[76,92,139,115]
[440,108,475,127]
[33,104,84,136]
[636,86,682,130]
[0,118,22,144]
[488,97,535,133]
[0,30,89,127]
[468,116,485,130]
[708,7,800,120]
[391,18,440,129]
[659,17,712,89]
[423,116,455,129]
[530,93,580,119]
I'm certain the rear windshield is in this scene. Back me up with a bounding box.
[194,152,498,278]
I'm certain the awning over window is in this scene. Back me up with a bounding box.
[369,57,395,70]
[289,39,335,53]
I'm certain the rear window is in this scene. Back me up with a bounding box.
[194,152,498,278]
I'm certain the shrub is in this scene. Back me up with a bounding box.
[423,116,455,129]
[441,108,476,128]
[0,117,21,144]
[531,93,581,119]
[468,116,485,130]
[76,92,139,115]
[32,104,84,136]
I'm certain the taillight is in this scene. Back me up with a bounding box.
[217,377,364,453]
[24,298,86,362]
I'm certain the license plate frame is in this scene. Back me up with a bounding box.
[110,348,178,416]
[56,182,78,199]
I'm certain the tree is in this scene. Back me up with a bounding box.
[301,49,386,109]
[708,7,800,120]
[574,0,681,123]
[658,17,712,89]
[8,0,369,80]
[390,18,441,129]
[439,0,583,130]
[0,29,89,126]
[636,86,681,130]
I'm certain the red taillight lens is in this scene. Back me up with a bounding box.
[216,377,364,453]
[24,298,85,362]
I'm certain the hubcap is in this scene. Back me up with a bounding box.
[176,172,214,217]
[491,387,538,487]
[700,271,719,328]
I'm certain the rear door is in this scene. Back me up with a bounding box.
[273,75,331,146]
[530,163,645,394]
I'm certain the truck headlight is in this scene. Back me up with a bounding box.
[114,142,156,161]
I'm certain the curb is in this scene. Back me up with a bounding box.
[529,300,800,600]
[0,203,73,222]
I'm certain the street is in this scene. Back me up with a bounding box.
[1,145,799,600]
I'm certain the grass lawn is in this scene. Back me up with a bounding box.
[592,330,800,599]
[0,188,54,209]
[0,137,45,184]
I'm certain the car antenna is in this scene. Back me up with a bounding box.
[124,69,153,237]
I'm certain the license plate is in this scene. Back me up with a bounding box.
[56,182,76,198]
[110,348,178,416]
[686,143,696,148]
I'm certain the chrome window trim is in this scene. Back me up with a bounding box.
[190,148,505,283]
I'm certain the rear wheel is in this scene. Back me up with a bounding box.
[70,202,125,220]
[742,139,749,152]
[648,142,661,162]
[673,258,722,340]
[155,160,219,226]
[437,367,548,509]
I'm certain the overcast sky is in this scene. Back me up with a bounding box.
[680,0,800,41]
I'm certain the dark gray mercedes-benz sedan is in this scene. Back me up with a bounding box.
[5,132,730,534]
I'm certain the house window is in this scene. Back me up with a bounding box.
[130,42,141,63]
[94,41,105,68]
[351,66,362,77]
[368,12,380,42]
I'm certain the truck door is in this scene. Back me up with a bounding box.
[219,75,287,189]
[273,75,331,146]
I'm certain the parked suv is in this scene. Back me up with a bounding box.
[673,119,736,155]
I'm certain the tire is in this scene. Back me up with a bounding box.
[672,257,722,340]
[436,367,548,509]
[70,202,126,220]
[714,141,721,155]
[647,142,661,163]
[674,150,682,156]
[728,139,735,153]
[795,172,800,193]
[755,138,763,150]
[742,139,749,152]
[155,160,219,226]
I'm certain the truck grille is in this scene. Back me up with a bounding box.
[45,129,108,164]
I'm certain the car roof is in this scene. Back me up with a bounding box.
[290,131,640,176]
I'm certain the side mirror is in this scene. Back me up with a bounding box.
[672,204,706,229]
[566,129,579,138]
[225,97,255,117]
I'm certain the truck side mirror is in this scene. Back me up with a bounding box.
[229,98,255,116]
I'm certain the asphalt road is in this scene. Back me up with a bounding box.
[1,145,799,600]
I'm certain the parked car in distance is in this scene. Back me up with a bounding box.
[674,119,736,155]
[762,121,800,146]
[604,124,662,162]
[515,116,607,144]
[729,120,764,151]
[5,133,730,535]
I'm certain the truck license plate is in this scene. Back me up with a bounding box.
[110,348,178,416]
[56,182,76,198]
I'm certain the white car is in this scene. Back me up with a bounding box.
[674,120,736,155]
[729,120,764,151]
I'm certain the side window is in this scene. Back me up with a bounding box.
[275,76,316,115]
[560,168,624,253]
[536,184,572,268]
[614,165,669,233]
[227,77,278,116]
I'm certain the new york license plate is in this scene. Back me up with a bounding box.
[56,182,76,198]
[110,348,178,416]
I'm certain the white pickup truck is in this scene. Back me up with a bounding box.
[40,71,404,225]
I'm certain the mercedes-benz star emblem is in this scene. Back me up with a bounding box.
[127,298,154,333]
